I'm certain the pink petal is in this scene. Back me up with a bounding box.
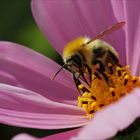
[71,88,140,140]
[40,129,80,140]
[131,11,140,75]
[111,0,124,21]
[0,70,22,86]
[0,84,88,129]
[31,0,126,64]
[123,1,140,74]
[0,41,78,104]
[12,133,37,140]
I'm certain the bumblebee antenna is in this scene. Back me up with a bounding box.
[51,64,66,80]
[82,21,125,47]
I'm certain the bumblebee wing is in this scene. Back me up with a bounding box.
[86,21,125,45]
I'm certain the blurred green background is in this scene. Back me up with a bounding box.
[0,0,64,139]
[0,0,61,63]
[1,0,140,140]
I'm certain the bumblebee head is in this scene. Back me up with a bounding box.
[52,37,90,80]
[63,37,90,72]
[63,53,84,73]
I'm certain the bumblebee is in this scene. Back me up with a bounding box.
[52,22,125,91]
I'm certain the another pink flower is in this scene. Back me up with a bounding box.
[12,133,37,140]
[1,0,140,140]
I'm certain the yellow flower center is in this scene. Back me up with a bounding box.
[77,65,140,119]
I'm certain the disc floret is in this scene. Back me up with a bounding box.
[78,65,140,119]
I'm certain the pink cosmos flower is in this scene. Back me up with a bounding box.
[1,0,140,140]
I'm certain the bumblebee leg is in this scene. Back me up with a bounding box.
[99,65,109,84]
[80,71,90,86]
[107,50,122,71]
[93,60,105,72]
[84,64,92,87]
[73,73,81,94]
[108,65,114,74]
[93,60,109,84]
[73,73,90,94]
[94,71,102,80]
[107,50,119,65]
[99,71,109,84]
[117,63,123,67]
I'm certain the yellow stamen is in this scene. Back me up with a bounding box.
[77,65,140,119]
[78,84,84,90]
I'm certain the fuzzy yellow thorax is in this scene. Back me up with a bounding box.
[63,37,87,57]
